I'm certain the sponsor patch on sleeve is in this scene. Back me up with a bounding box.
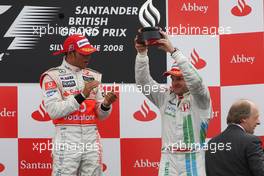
[45,81,57,90]
[46,90,57,97]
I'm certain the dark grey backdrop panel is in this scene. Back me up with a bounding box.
[0,0,166,83]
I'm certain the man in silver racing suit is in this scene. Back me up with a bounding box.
[41,34,117,176]
[135,31,212,176]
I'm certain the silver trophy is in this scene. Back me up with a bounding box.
[138,0,161,45]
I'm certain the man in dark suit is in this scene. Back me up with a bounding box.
[205,99,264,176]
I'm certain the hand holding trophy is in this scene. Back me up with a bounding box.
[82,80,100,99]
[82,70,102,99]
[137,0,162,46]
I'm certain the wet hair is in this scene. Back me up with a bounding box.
[226,100,252,124]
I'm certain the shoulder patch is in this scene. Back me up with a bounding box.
[45,81,57,90]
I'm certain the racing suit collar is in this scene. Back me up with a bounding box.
[178,91,190,98]
[169,89,190,97]
[62,57,81,72]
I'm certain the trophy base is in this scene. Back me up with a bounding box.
[138,27,162,46]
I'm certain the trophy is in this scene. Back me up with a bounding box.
[138,0,162,45]
[82,69,102,99]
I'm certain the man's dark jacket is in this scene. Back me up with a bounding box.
[205,124,264,176]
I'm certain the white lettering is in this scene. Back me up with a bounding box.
[181,3,208,14]
[102,28,127,37]
[75,6,138,15]
[230,54,255,64]
[0,108,16,117]
[68,17,108,26]
[20,160,52,169]
[212,111,219,117]
[133,159,160,169]
[92,45,101,51]
[64,115,95,121]
[49,44,63,51]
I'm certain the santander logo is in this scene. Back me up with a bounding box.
[231,0,252,16]
[0,163,5,173]
[190,48,206,70]
[31,101,51,121]
[133,100,157,122]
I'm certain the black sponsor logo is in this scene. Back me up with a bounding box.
[62,80,76,87]
[60,76,74,80]
[83,76,94,82]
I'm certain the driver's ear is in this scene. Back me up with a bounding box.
[69,51,75,57]
[240,118,247,124]
[66,51,73,57]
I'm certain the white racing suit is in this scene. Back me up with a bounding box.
[135,51,212,176]
[40,59,111,176]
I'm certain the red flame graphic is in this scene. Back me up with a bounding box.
[31,101,51,121]
[231,0,252,16]
[133,100,157,121]
[190,48,206,70]
[102,163,107,172]
[0,163,5,173]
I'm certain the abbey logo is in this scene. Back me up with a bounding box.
[133,159,160,169]
[231,0,252,16]
[230,54,255,65]
[133,100,157,122]
[180,2,208,14]
[0,5,59,60]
